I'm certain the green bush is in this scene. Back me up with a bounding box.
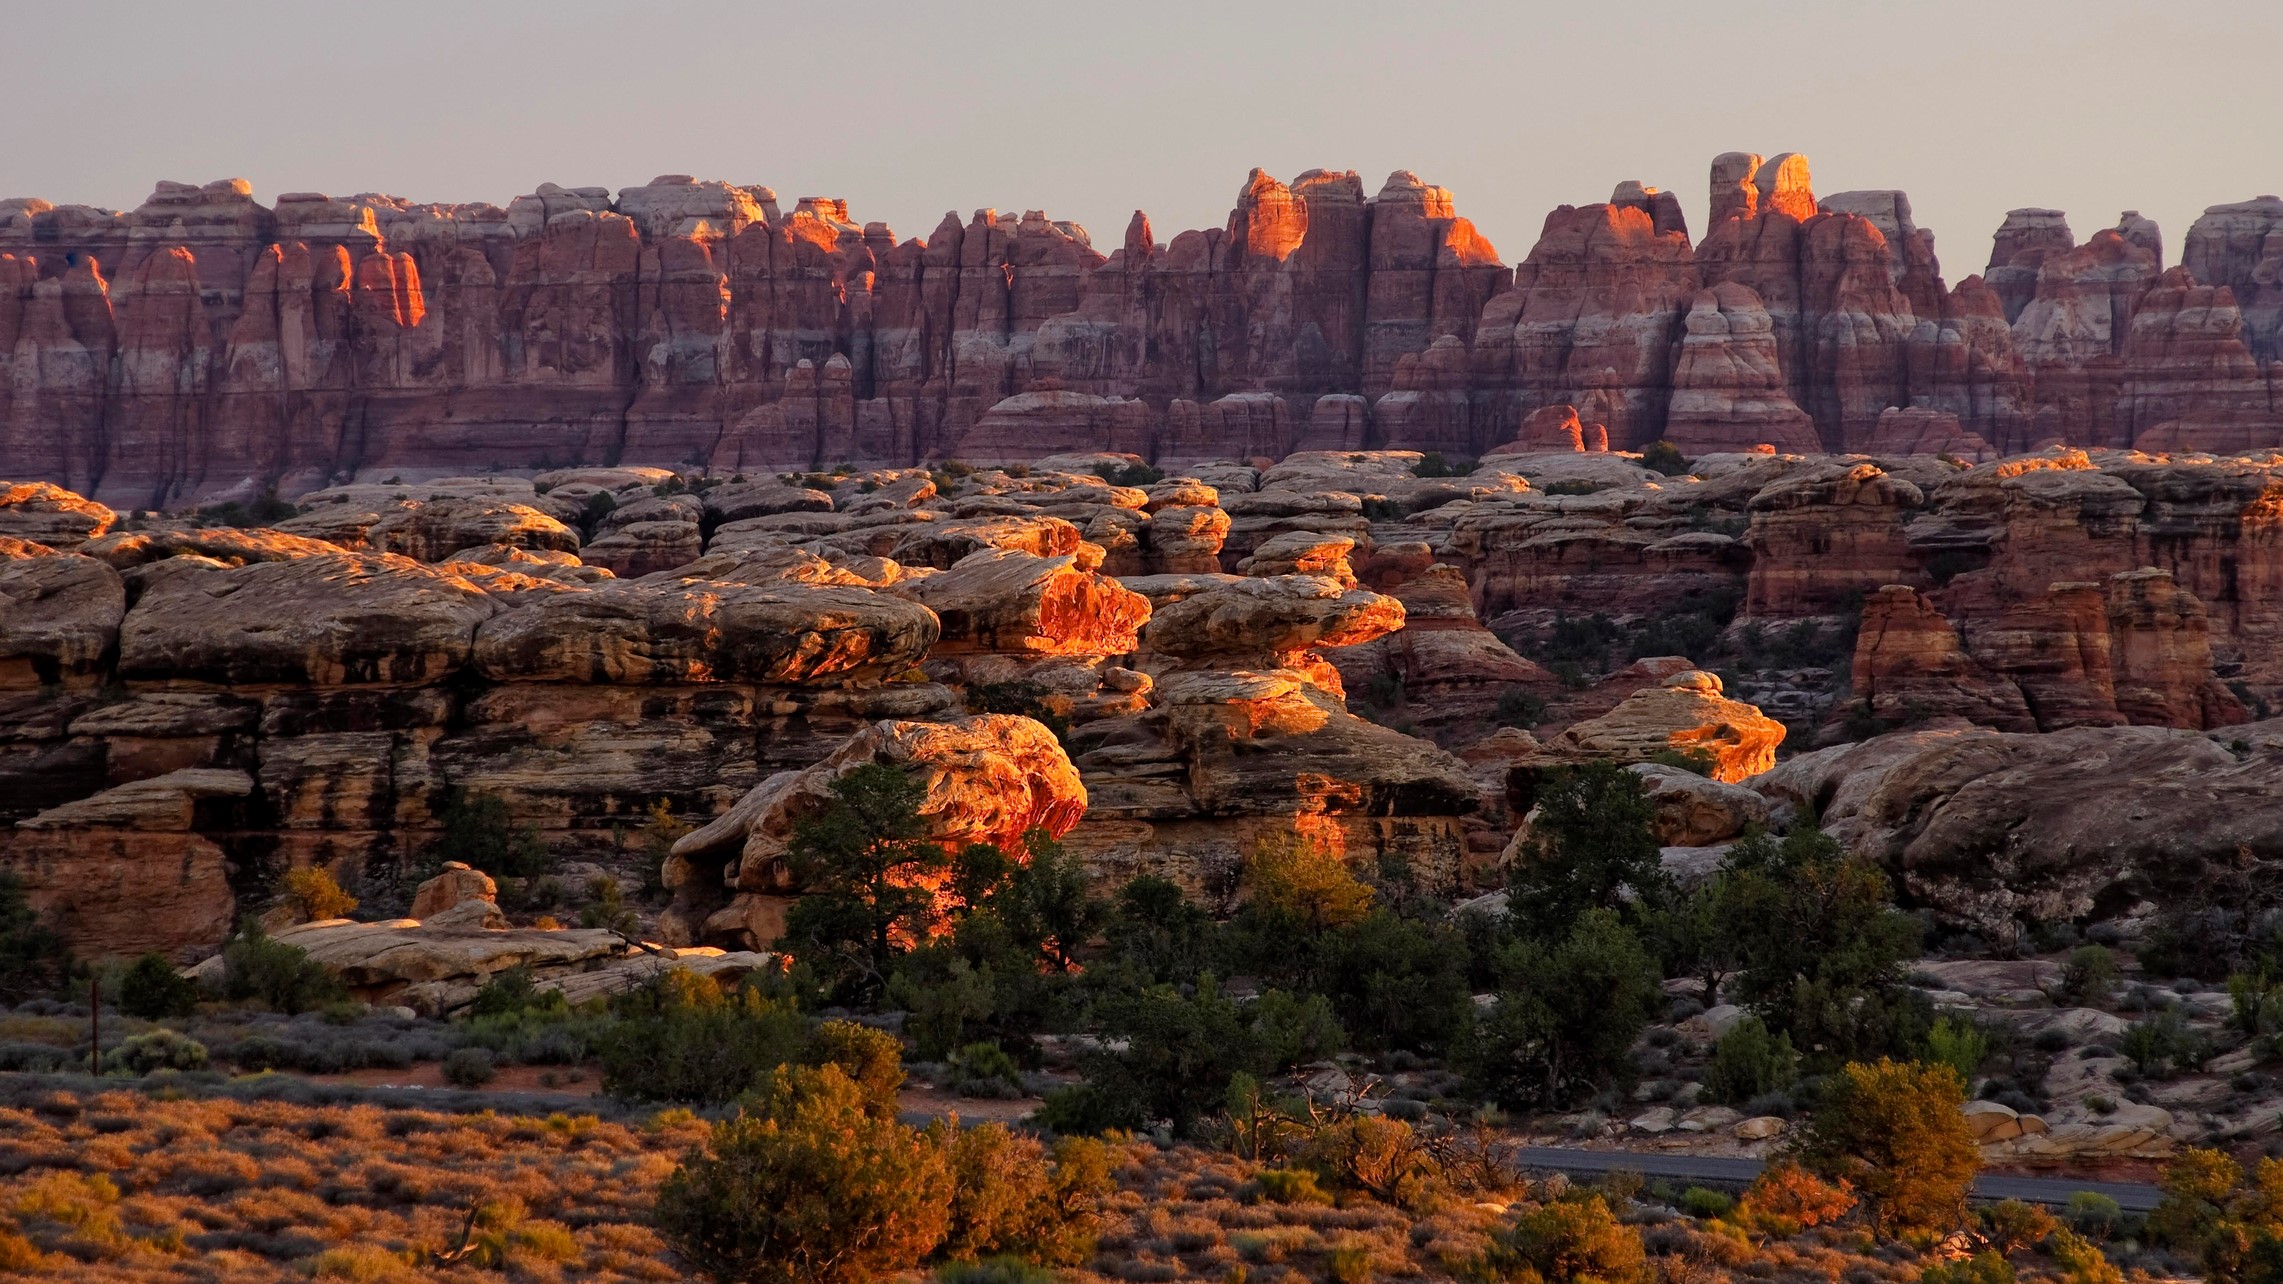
[1467,1193,1648,1283]
[1919,1252,2017,1284]
[1702,1017,1799,1105]
[118,952,200,1019]
[103,1028,209,1074]
[429,786,551,879]
[1069,974,1342,1136]
[1639,441,1690,477]
[596,970,807,1105]
[656,1064,954,1284]
[2066,1190,2123,1239]
[1679,1186,1734,1219]
[2060,945,2120,1006]
[1091,461,1163,487]
[1465,909,1662,1110]
[656,1065,1106,1283]
[466,965,570,1020]
[0,871,69,1004]
[443,1047,497,1087]
[945,1041,1024,1098]
[2119,1008,2209,1079]
[1923,1016,1994,1082]
[219,926,348,1014]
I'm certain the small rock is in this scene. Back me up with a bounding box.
[1734,1116,1786,1141]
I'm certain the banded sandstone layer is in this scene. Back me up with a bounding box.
[6,442,2281,965]
[4,154,2281,508]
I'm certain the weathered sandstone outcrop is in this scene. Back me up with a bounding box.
[1753,721,2283,934]
[663,713,1087,948]
[1551,671,1786,782]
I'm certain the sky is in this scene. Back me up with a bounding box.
[16,0,2282,275]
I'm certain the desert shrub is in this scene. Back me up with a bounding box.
[430,785,551,879]
[2120,1008,2209,1079]
[578,876,642,934]
[1254,1166,1335,1206]
[466,964,569,1020]
[1979,1198,2060,1257]
[2148,1147,2240,1249]
[1244,831,1376,931]
[1679,1187,1734,1219]
[104,1027,210,1074]
[1060,974,1342,1137]
[1801,1058,1980,1235]
[1732,1161,1855,1238]
[1923,1016,1994,1082]
[655,1063,954,1284]
[0,872,69,1003]
[937,1123,1108,1266]
[1639,441,1690,477]
[118,952,200,1019]
[596,970,807,1105]
[1413,452,1473,479]
[1920,1251,2017,1284]
[2060,945,2120,1006]
[1301,1114,1439,1209]
[2066,1190,2123,1239]
[1494,689,1547,728]
[1702,1017,1799,1105]
[311,1242,422,1280]
[805,1019,906,1116]
[217,926,348,1014]
[945,1041,1025,1098]
[2046,1229,2125,1284]
[1466,909,1662,1110]
[279,865,359,921]
[1093,461,1164,487]
[1467,1193,1648,1284]
[443,1047,498,1087]
[935,1260,1056,1284]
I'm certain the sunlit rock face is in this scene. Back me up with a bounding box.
[7,156,2282,503]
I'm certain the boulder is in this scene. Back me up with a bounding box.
[1627,761,1769,845]
[1553,671,1786,782]
[893,548,1150,657]
[0,482,115,545]
[409,861,500,919]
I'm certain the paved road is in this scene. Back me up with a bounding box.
[1515,1147,2162,1212]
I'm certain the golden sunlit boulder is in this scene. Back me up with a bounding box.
[0,481,115,546]
[665,713,1087,945]
[893,547,1150,657]
[1552,670,1786,782]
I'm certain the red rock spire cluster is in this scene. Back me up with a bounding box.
[4,164,2282,508]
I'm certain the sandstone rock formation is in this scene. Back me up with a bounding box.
[1551,671,1786,782]
[1753,720,2283,935]
[664,713,1087,949]
[7,155,2283,506]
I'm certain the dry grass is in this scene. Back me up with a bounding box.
[0,1083,699,1280]
[0,1079,2100,1283]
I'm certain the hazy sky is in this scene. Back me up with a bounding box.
[18,0,2281,275]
